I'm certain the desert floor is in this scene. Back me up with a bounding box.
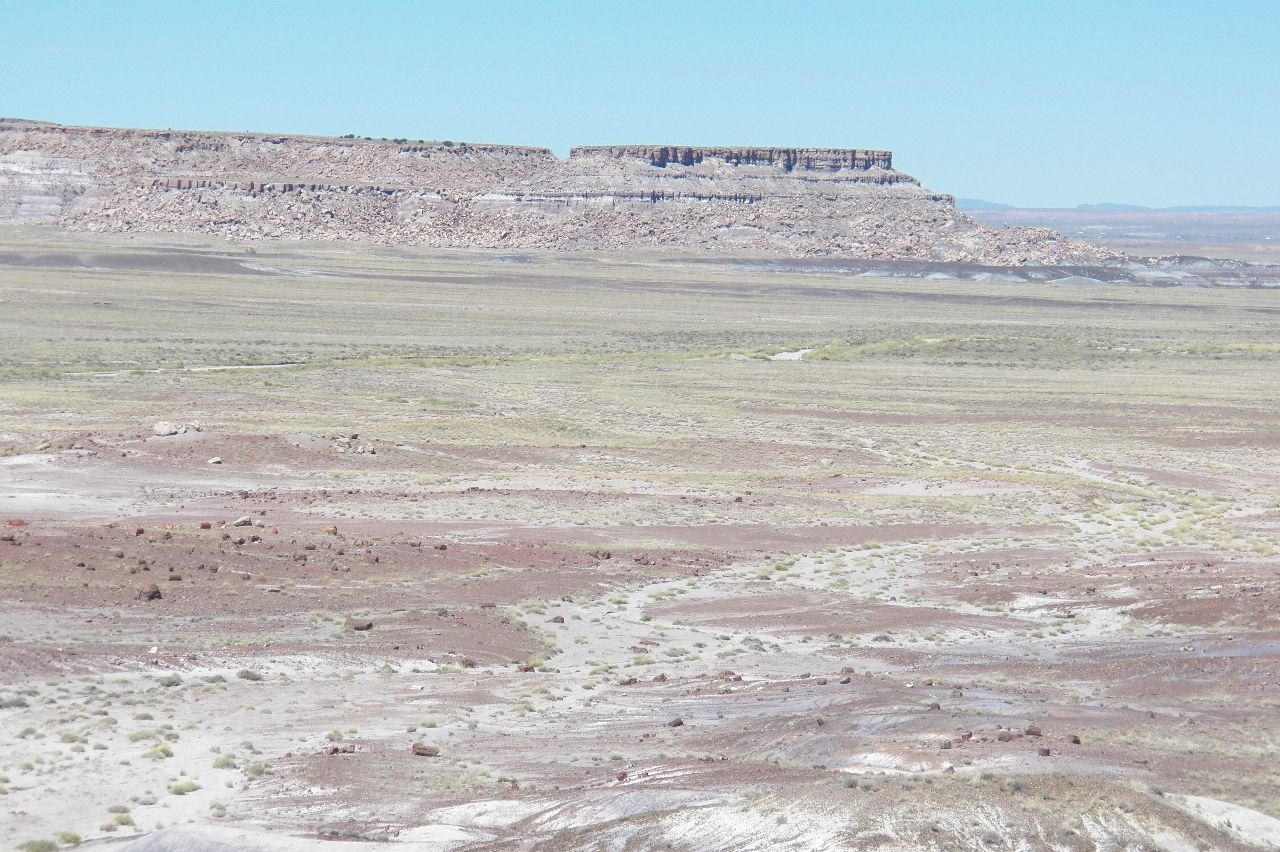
[1,227,1278,851]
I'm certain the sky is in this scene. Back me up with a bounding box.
[2,0,1277,208]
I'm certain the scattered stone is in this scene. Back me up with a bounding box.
[411,743,439,757]
[1038,746,1052,757]
[1024,725,1043,737]
[137,584,162,601]
[153,421,180,437]
[345,619,373,631]
[324,744,355,755]
[207,457,222,465]
[232,516,253,527]
[616,771,627,781]
[1068,734,1081,745]
[550,615,565,624]
[666,717,684,728]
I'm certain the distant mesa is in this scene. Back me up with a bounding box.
[0,118,1115,265]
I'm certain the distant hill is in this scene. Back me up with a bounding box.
[1163,204,1280,213]
[955,198,1014,210]
[971,200,1280,213]
[1076,202,1151,211]
[961,198,1280,213]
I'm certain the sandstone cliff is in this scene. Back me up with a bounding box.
[0,119,1116,264]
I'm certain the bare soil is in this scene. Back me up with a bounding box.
[1,230,1277,851]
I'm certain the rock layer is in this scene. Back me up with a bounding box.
[0,119,1116,264]
[568,145,896,172]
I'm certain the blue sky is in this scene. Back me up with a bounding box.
[2,0,1277,207]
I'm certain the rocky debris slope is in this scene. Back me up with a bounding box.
[0,119,1117,264]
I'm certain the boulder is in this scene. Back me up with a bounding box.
[411,743,439,757]
[137,583,162,601]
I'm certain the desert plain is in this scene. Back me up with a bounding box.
[1,226,1278,850]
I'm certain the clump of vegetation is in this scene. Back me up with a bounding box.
[18,841,59,852]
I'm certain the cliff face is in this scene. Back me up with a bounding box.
[568,146,895,172]
[0,119,1116,264]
